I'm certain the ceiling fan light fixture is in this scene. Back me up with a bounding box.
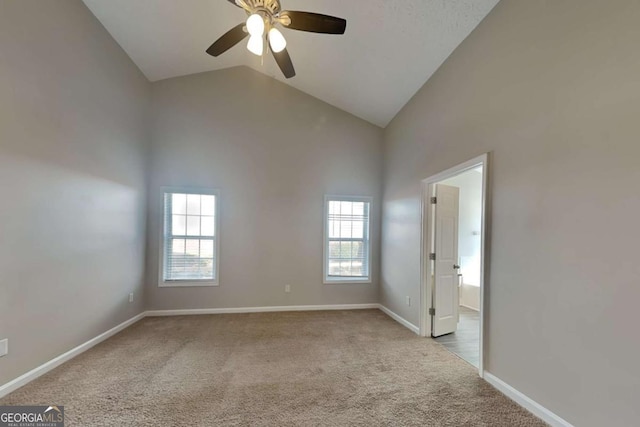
[268,28,287,53]
[208,0,347,79]
[246,13,265,37]
[247,35,264,56]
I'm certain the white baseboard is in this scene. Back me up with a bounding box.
[484,372,573,427]
[460,304,479,312]
[1,303,381,397]
[1,304,425,400]
[145,303,380,317]
[378,305,420,334]
[0,305,572,427]
[0,312,145,399]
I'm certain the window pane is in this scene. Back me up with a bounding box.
[171,239,185,255]
[325,198,370,281]
[328,220,340,239]
[340,241,352,259]
[187,194,201,215]
[201,195,216,216]
[353,202,364,216]
[199,259,214,279]
[350,260,364,276]
[340,221,353,238]
[186,216,201,236]
[340,201,352,216]
[166,258,186,279]
[172,194,187,215]
[352,220,364,239]
[167,238,187,280]
[200,240,214,258]
[164,191,219,282]
[172,215,186,236]
[339,260,351,275]
[329,241,341,258]
[328,260,341,276]
[352,242,365,258]
[185,239,200,257]
[177,256,199,279]
[201,216,215,237]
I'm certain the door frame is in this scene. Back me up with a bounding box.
[419,153,490,377]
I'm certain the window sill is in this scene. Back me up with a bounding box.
[159,280,219,288]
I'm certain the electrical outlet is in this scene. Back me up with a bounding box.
[285,285,291,293]
[0,339,8,357]
[406,296,411,306]
[129,293,134,303]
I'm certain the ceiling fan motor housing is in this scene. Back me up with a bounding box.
[212,0,346,79]
[245,0,281,15]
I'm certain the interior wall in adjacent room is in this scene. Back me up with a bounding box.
[439,169,482,311]
[440,169,483,285]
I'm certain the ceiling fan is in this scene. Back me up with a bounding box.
[206,0,347,79]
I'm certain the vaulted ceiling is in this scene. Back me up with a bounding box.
[83,0,499,127]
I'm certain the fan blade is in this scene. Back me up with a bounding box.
[280,11,346,34]
[271,47,296,79]
[228,0,252,11]
[226,0,243,9]
[206,23,248,57]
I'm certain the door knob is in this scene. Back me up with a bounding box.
[453,264,460,269]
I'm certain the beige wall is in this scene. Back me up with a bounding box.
[382,1,640,425]
[0,0,150,386]
[3,1,639,424]
[146,68,383,310]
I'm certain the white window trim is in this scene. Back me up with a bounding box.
[323,195,373,285]
[158,186,221,288]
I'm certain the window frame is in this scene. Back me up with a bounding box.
[158,186,221,288]
[323,195,373,285]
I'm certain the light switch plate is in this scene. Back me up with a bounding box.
[0,339,8,357]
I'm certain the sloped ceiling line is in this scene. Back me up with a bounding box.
[83,0,500,127]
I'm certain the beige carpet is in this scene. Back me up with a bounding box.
[1,310,545,426]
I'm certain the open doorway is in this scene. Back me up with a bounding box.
[419,154,488,376]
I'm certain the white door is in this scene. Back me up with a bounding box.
[432,184,460,337]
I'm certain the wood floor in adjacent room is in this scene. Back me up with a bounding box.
[435,306,480,368]
[0,310,544,426]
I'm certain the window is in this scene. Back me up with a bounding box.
[160,188,219,287]
[324,196,372,283]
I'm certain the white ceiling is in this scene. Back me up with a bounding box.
[83,0,499,127]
